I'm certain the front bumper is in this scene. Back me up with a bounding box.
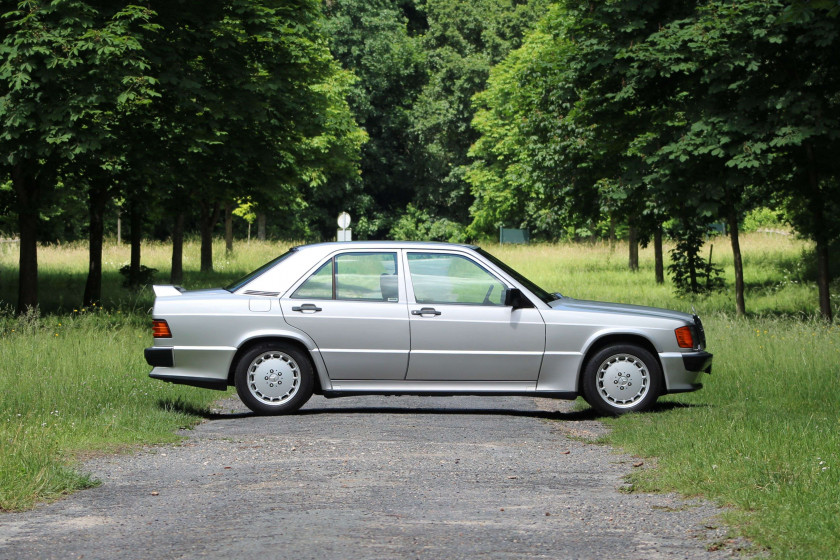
[682,351,713,373]
[659,350,713,394]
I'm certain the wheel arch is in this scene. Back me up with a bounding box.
[577,333,663,390]
[227,335,328,394]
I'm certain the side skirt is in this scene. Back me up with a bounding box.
[320,381,576,400]
[321,391,578,399]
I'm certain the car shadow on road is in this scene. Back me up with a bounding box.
[295,406,600,421]
[158,397,705,422]
[158,397,601,421]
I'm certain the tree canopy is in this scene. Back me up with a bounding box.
[1,0,838,319]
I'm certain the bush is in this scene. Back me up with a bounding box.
[742,207,786,232]
[389,204,466,242]
[119,264,158,289]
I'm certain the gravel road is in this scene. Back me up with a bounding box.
[0,395,747,559]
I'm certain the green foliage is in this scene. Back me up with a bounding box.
[408,0,549,223]
[468,0,840,317]
[741,207,785,233]
[320,0,546,239]
[319,0,427,238]
[0,1,159,164]
[667,227,725,295]
[388,203,465,242]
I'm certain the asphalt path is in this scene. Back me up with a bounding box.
[0,395,747,559]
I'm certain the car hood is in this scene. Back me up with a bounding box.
[548,297,694,322]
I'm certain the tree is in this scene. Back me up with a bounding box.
[0,0,158,312]
[321,0,427,239]
[618,1,840,318]
[139,0,364,270]
[408,0,549,227]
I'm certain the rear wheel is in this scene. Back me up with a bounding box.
[234,342,314,415]
[582,344,662,416]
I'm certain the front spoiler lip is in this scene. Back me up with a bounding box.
[682,351,713,373]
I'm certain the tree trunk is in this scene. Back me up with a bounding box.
[116,209,122,244]
[83,185,108,307]
[200,200,221,273]
[815,238,832,321]
[727,206,746,316]
[688,249,698,293]
[608,214,616,251]
[129,200,142,286]
[628,225,639,271]
[654,225,664,284]
[804,144,833,321]
[224,201,234,254]
[257,212,266,241]
[11,164,40,314]
[170,212,185,285]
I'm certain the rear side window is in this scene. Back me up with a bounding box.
[292,252,399,302]
[225,250,295,292]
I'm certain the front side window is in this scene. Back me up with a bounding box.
[292,252,399,302]
[407,253,506,305]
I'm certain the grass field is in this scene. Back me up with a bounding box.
[0,233,838,558]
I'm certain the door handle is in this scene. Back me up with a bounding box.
[411,307,441,316]
[292,303,322,313]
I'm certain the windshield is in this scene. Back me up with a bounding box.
[225,249,296,292]
[475,248,558,304]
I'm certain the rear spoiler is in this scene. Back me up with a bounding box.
[153,285,184,297]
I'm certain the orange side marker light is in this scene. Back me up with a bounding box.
[674,326,694,348]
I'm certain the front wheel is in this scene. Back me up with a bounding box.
[582,344,662,416]
[234,343,314,415]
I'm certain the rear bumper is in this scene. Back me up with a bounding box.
[149,370,227,391]
[144,347,174,368]
[144,345,234,391]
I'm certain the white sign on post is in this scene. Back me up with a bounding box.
[337,212,352,241]
[337,212,351,230]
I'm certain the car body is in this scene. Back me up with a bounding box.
[145,242,712,415]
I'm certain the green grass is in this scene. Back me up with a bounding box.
[0,307,229,511]
[0,233,838,559]
[603,315,840,559]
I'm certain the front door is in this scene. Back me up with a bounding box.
[281,251,410,380]
[404,251,545,382]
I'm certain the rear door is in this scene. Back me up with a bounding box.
[281,250,410,380]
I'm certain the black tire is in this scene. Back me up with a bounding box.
[581,344,662,416]
[234,342,314,415]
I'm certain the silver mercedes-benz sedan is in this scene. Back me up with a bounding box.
[145,242,712,416]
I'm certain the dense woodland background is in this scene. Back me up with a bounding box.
[1,0,839,318]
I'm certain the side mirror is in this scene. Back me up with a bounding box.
[504,288,533,310]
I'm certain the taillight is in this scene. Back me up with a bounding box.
[674,326,694,348]
[152,319,172,338]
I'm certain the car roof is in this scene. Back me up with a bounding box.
[292,241,480,251]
